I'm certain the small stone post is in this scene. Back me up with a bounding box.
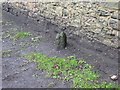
[56,31,67,50]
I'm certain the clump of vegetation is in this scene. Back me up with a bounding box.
[14,32,31,40]
[2,50,12,58]
[24,53,117,88]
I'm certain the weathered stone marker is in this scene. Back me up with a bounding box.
[56,31,67,50]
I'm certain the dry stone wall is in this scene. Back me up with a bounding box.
[2,2,120,48]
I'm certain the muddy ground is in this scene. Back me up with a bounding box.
[2,10,119,88]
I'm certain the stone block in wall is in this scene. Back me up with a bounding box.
[97,10,110,16]
[112,30,119,37]
[55,6,63,17]
[20,9,29,17]
[109,18,119,31]
[111,11,120,20]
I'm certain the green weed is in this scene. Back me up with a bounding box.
[24,53,118,88]
[2,50,12,58]
[14,32,31,40]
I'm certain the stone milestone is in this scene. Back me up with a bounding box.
[56,31,67,50]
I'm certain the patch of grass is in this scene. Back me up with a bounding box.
[14,32,31,40]
[24,53,118,88]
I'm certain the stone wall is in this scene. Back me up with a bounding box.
[2,2,120,48]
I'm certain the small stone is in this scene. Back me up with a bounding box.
[110,75,118,81]
[96,10,110,16]
[109,18,119,30]
[31,38,34,40]
[111,12,120,20]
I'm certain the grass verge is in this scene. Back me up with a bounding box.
[24,53,118,88]
[13,32,31,40]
